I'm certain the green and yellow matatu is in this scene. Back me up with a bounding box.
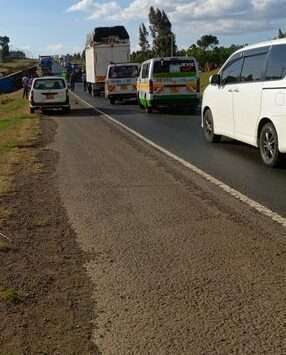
[137,57,201,113]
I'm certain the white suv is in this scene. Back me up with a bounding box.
[29,77,70,114]
[202,39,286,167]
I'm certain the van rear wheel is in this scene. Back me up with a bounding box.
[259,122,280,168]
[203,109,221,143]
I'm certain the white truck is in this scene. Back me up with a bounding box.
[85,26,130,96]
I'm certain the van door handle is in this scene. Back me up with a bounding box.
[233,88,239,93]
[228,89,233,93]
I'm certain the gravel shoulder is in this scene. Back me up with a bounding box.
[53,100,286,354]
[0,115,98,354]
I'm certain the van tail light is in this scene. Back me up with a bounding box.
[196,78,200,93]
[31,90,34,103]
[149,80,154,94]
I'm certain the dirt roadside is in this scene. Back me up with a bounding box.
[0,113,98,354]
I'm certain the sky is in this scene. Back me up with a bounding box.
[1,0,286,57]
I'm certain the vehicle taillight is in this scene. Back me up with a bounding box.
[149,80,154,94]
[196,78,200,93]
[31,90,34,102]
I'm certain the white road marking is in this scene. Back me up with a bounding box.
[72,92,286,229]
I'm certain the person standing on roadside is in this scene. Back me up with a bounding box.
[22,75,29,99]
[82,71,87,91]
[70,71,76,91]
[28,75,34,90]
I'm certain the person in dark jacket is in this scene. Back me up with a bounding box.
[22,76,29,99]
[70,71,76,91]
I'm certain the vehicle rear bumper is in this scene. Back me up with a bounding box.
[108,93,137,99]
[30,102,70,109]
[150,94,201,106]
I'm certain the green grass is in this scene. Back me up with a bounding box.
[0,94,34,152]
[0,239,12,252]
[0,288,22,303]
[200,69,218,93]
[0,58,37,76]
[0,91,39,158]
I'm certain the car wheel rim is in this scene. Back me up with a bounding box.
[205,114,213,136]
[262,128,276,161]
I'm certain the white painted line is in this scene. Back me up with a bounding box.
[72,92,286,229]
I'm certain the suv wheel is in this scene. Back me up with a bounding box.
[259,122,280,167]
[203,109,221,143]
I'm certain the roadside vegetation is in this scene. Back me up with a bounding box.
[200,69,217,92]
[0,91,39,218]
[0,58,37,76]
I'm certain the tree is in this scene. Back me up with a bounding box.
[197,35,219,50]
[0,36,10,59]
[148,7,176,57]
[139,23,150,52]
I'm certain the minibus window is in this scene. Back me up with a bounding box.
[265,45,286,80]
[154,59,196,77]
[241,53,267,82]
[221,58,243,85]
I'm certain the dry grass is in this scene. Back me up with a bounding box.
[0,58,37,76]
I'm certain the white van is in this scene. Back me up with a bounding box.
[137,57,200,113]
[202,39,286,167]
[105,63,140,104]
[29,77,70,114]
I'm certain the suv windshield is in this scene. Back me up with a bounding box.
[154,59,197,78]
[34,79,66,90]
[109,65,139,79]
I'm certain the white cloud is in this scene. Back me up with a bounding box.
[68,0,286,36]
[67,0,121,19]
[46,43,65,53]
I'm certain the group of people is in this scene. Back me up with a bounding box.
[22,74,37,99]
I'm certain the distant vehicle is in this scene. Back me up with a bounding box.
[202,38,286,167]
[85,26,130,96]
[29,77,70,114]
[39,56,53,75]
[137,57,200,113]
[105,62,140,104]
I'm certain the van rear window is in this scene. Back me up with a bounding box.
[154,59,197,78]
[34,79,65,90]
[109,65,139,79]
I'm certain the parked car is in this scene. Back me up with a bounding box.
[105,62,140,104]
[137,57,200,113]
[202,38,286,167]
[29,77,70,114]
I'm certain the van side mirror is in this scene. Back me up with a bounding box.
[210,73,221,86]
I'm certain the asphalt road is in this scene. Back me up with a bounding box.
[47,101,286,355]
[50,101,286,354]
[74,85,286,217]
